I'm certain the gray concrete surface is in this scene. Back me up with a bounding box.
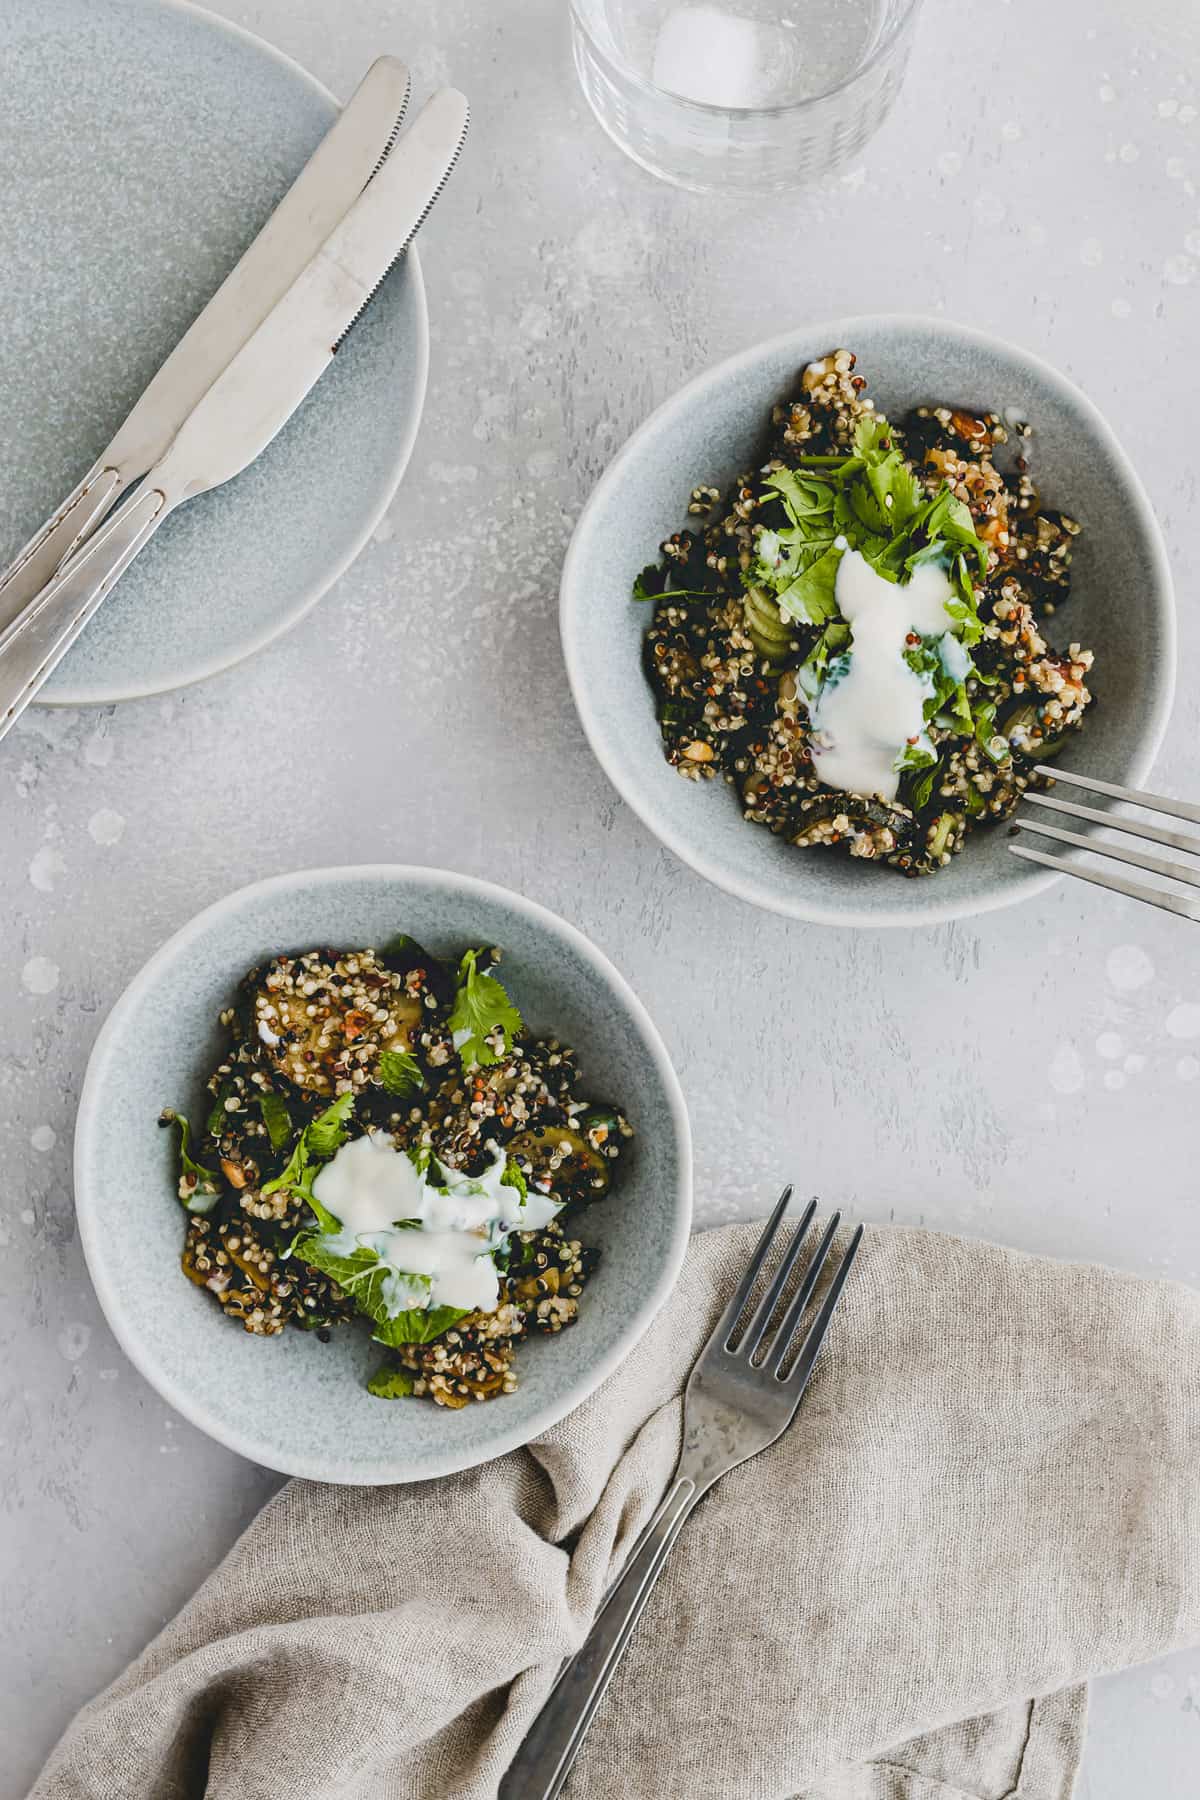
[3,0,1200,1791]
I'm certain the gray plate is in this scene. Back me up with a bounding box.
[0,0,428,706]
[74,867,693,1484]
[561,316,1177,927]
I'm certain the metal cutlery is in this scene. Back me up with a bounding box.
[0,54,412,641]
[1009,765,1200,923]
[0,85,468,742]
[499,1192,863,1800]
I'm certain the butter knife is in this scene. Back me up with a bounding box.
[0,53,412,637]
[0,86,469,743]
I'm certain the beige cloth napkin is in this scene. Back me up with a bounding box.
[34,1224,1200,1800]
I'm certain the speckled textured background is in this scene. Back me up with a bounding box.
[2,0,1199,1792]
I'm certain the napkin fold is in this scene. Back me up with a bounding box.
[34,1224,1200,1800]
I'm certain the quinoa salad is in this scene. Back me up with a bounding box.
[160,936,630,1408]
[637,349,1095,875]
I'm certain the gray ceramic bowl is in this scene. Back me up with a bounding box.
[0,0,427,705]
[561,316,1176,927]
[74,867,692,1484]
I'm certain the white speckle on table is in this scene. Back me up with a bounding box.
[30,1125,56,1153]
[1158,97,1180,118]
[98,1369,119,1382]
[1166,156,1187,179]
[973,192,1007,225]
[1186,230,1200,256]
[1124,1054,1146,1074]
[1165,1003,1200,1039]
[1106,945,1154,991]
[1150,1672,1177,1699]
[1118,141,1139,162]
[1080,237,1104,266]
[19,1209,35,1227]
[1177,1057,1200,1082]
[1163,253,1196,285]
[1103,1069,1126,1092]
[1001,119,1022,141]
[22,955,59,994]
[526,449,558,480]
[28,845,66,891]
[1096,1032,1123,1059]
[1099,82,1117,102]
[87,807,125,846]
[937,150,963,177]
[83,728,114,768]
[1049,1041,1086,1094]
[1111,296,1132,317]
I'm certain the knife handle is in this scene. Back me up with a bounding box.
[0,485,169,741]
[0,464,128,637]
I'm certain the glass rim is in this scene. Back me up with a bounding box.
[567,0,923,119]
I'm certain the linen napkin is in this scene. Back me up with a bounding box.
[33,1223,1200,1800]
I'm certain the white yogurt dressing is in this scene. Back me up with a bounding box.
[809,549,957,802]
[311,1134,561,1315]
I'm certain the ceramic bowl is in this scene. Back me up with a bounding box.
[74,867,692,1484]
[560,315,1176,927]
[0,0,427,704]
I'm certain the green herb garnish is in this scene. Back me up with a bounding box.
[256,1090,292,1152]
[366,1363,415,1399]
[376,1048,424,1098]
[448,949,523,1068]
[160,1108,222,1215]
[261,1089,355,1212]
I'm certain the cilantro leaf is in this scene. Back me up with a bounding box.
[373,1304,469,1347]
[257,1090,292,1152]
[290,1230,434,1323]
[773,543,844,626]
[160,1109,222,1215]
[376,1049,424,1098]
[501,1159,528,1205]
[261,1091,355,1207]
[631,564,713,604]
[367,1363,415,1399]
[448,950,523,1068]
[305,1090,356,1158]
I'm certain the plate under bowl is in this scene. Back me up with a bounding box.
[0,0,428,704]
[560,315,1176,927]
[74,867,692,1483]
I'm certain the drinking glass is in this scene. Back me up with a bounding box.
[568,0,923,194]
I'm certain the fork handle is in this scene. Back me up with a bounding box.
[499,1475,700,1800]
[0,484,170,739]
[0,463,129,637]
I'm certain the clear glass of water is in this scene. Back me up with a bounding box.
[568,0,923,194]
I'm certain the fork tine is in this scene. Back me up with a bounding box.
[1021,788,1200,859]
[736,1198,818,1360]
[776,1224,864,1389]
[1008,841,1200,923]
[1033,764,1200,827]
[760,1210,840,1374]
[711,1184,792,1351]
[1015,817,1200,891]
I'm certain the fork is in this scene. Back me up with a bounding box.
[1009,764,1200,923]
[498,1191,863,1800]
